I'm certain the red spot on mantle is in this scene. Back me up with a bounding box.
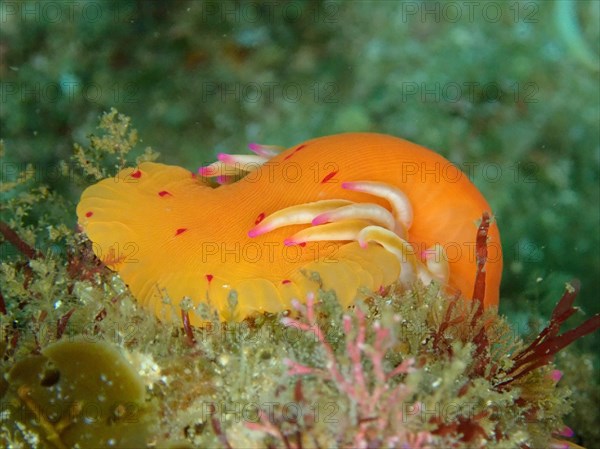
[206,274,213,283]
[283,144,306,160]
[281,279,291,285]
[175,228,188,236]
[158,190,172,197]
[85,211,93,218]
[299,242,306,247]
[321,170,338,184]
[255,212,266,225]
[131,169,142,178]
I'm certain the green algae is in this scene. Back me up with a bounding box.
[3,338,158,448]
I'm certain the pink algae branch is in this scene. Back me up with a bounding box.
[270,293,433,449]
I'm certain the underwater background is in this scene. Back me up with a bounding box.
[1,1,599,448]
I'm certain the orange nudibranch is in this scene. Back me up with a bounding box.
[76,133,502,324]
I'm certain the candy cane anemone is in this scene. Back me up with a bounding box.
[76,133,502,324]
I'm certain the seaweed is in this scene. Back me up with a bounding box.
[2,110,599,448]
[4,338,158,448]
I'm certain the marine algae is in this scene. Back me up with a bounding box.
[4,339,158,448]
[1,111,598,448]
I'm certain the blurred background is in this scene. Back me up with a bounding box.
[1,1,598,349]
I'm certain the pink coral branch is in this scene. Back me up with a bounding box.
[385,357,415,381]
[282,295,346,386]
[281,294,430,448]
[344,311,367,402]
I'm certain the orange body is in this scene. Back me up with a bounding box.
[77,133,502,324]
